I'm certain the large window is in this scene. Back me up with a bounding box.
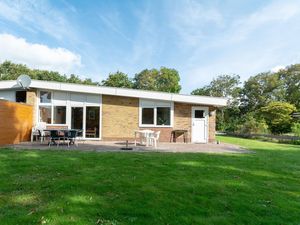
[38,91,67,125]
[86,107,100,138]
[157,107,171,125]
[53,106,66,124]
[39,106,51,123]
[140,100,173,127]
[40,91,51,103]
[142,108,154,124]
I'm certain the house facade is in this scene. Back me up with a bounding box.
[0,80,227,143]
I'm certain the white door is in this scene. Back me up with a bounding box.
[191,107,208,143]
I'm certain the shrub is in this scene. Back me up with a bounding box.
[236,115,269,134]
[292,123,300,137]
[260,101,296,134]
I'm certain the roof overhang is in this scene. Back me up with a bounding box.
[0,80,228,107]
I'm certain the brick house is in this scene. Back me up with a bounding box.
[0,80,227,143]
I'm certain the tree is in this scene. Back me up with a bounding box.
[279,64,300,110]
[241,72,285,112]
[101,71,133,88]
[0,61,31,80]
[134,69,158,90]
[190,86,211,96]
[156,67,181,93]
[134,67,181,93]
[191,74,241,131]
[260,101,296,134]
[0,61,97,85]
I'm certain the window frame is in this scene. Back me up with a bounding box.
[139,99,174,128]
[38,90,67,125]
[53,105,67,124]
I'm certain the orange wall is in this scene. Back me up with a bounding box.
[0,100,33,146]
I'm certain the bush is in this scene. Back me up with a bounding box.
[236,115,269,134]
[260,101,296,134]
[292,123,300,137]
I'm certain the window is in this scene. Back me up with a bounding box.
[142,108,154,124]
[16,91,26,103]
[40,91,51,103]
[140,100,173,127]
[53,106,66,124]
[195,110,205,118]
[39,106,51,123]
[157,107,171,125]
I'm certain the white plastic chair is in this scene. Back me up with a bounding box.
[149,131,161,148]
[138,130,153,146]
[35,122,47,143]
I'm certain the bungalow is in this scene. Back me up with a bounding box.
[0,80,227,143]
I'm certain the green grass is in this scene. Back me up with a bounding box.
[0,137,300,225]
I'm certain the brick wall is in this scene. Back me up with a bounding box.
[0,100,33,145]
[174,103,192,142]
[101,96,217,143]
[138,103,216,143]
[26,90,37,125]
[102,95,139,141]
[208,107,216,142]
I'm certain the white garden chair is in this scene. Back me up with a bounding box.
[149,131,161,149]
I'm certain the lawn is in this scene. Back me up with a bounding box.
[0,137,300,225]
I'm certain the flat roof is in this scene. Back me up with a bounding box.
[0,80,227,107]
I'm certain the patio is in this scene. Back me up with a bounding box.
[5,140,250,154]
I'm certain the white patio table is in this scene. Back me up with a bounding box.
[134,130,154,147]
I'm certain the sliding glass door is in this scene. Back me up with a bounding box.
[85,106,100,138]
[70,106,100,139]
[71,107,83,137]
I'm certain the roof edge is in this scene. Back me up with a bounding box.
[0,80,228,107]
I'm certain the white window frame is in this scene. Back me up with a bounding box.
[38,90,67,126]
[139,99,174,127]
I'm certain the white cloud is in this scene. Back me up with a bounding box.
[271,65,286,73]
[0,0,75,40]
[168,0,223,46]
[165,0,300,93]
[0,33,81,74]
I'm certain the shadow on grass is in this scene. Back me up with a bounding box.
[0,144,300,224]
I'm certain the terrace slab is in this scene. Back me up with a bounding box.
[4,141,251,154]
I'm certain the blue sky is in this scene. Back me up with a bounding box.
[0,0,300,93]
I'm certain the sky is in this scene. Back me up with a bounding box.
[0,0,300,93]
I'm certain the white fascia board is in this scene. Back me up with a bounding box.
[171,94,227,106]
[0,80,227,107]
[0,80,20,89]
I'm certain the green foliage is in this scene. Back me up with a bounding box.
[241,72,285,112]
[191,86,211,96]
[236,115,269,134]
[260,101,296,134]
[279,64,300,109]
[192,74,240,98]
[134,67,181,93]
[101,71,133,88]
[1,61,184,93]
[0,61,98,85]
[291,123,300,137]
[191,74,241,131]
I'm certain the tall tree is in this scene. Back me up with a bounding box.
[0,61,97,85]
[191,74,241,131]
[156,67,181,93]
[134,67,181,93]
[241,72,285,112]
[0,61,31,80]
[101,71,133,88]
[279,64,300,110]
[260,101,296,134]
